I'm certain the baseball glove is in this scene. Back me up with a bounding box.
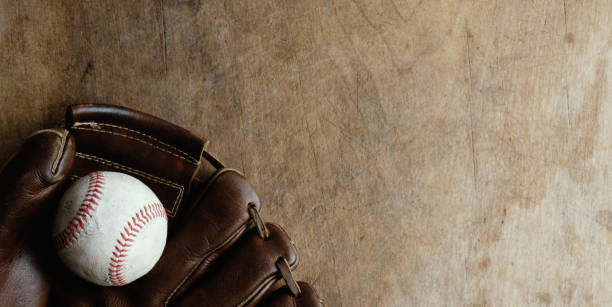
[0,104,322,307]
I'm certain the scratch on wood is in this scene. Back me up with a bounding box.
[306,117,321,178]
[563,0,568,34]
[80,61,93,82]
[595,210,612,232]
[563,0,571,130]
[565,72,571,130]
[240,151,247,177]
[465,27,477,192]
[388,0,422,23]
[388,0,408,22]
[323,117,370,152]
[159,0,168,72]
[355,71,366,121]
[230,73,248,177]
[406,0,424,22]
[347,0,402,75]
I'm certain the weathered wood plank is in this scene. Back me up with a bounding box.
[1,0,612,305]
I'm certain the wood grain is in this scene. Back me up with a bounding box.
[1,0,612,305]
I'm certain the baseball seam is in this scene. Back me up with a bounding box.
[52,172,106,250]
[108,202,168,286]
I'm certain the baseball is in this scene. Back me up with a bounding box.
[52,171,168,286]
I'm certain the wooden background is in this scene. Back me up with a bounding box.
[1,0,612,306]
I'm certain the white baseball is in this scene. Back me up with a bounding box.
[52,171,168,286]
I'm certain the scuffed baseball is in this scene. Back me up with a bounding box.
[52,171,168,286]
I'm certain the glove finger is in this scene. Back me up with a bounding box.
[0,129,75,247]
[258,282,323,307]
[128,169,262,304]
[172,223,298,307]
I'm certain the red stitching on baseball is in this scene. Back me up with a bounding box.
[52,172,106,250]
[108,203,167,286]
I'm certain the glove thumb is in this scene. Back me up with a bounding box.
[0,128,75,247]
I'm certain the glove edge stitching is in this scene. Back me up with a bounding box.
[74,152,184,217]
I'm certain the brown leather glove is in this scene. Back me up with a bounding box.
[45,104,323,306]
[0,129,75,306]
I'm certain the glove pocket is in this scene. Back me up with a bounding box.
[65,104,207,222]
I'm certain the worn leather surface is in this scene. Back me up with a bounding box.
[66,104,207,221]
[0,104,321,306]
[0,129,75,307]
[174,224,299,307]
